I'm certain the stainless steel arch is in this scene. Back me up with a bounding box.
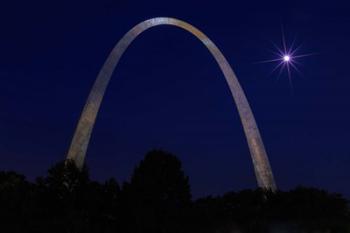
[66,17,277,191]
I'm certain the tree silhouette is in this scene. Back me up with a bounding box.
[0,171,35,232]
[121,150,191,233]
[278,187,350,233]
[1,151,350,233]
[34,160,121,233]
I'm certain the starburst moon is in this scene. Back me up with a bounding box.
[257,31,313,89]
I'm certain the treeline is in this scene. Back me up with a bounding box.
[0,150,349,233]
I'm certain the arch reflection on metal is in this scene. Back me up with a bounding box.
[66,17,277,191]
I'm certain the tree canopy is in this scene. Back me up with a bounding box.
[0,150,349,233]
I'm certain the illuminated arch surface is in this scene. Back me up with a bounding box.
[66,17,277,190]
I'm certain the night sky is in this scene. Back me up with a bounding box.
[1,0,350,198]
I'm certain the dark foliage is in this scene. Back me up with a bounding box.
[120,150,191,233]
[0,150,349,233]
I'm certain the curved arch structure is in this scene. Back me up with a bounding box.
[66,17,277,191]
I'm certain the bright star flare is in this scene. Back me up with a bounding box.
[283,55,290,62]
[256,29,314,90]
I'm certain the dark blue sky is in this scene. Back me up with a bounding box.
[1,0,350,198]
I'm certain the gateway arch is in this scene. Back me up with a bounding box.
[66,17,277,191]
